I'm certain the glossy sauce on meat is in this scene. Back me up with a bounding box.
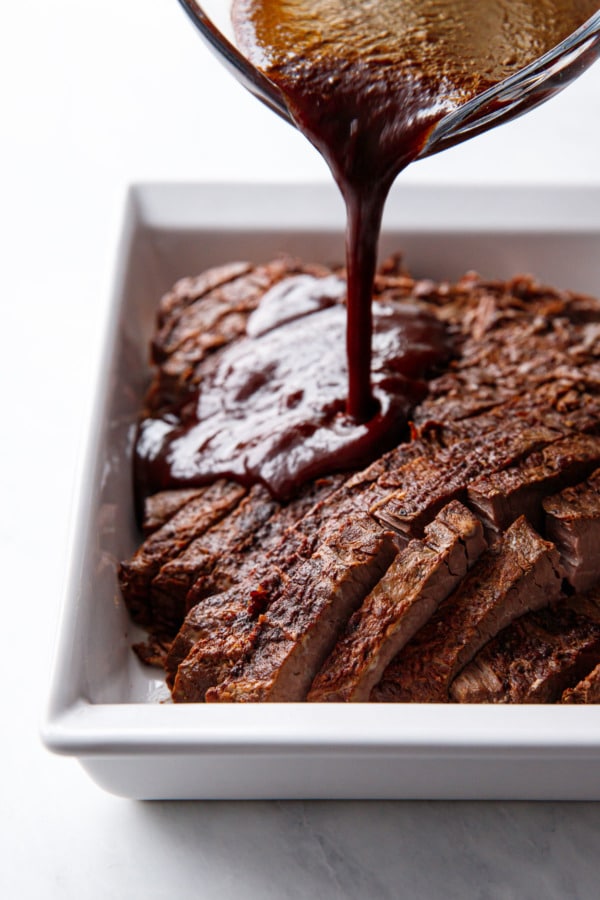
[136,274,448,499]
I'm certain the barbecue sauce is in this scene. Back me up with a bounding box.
[232,0,598,421]
[136,1,599,500]
[136,275,448,500]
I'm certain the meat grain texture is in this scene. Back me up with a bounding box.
[120,257,600,703]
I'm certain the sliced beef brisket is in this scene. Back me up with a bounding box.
[543,468,600,593]
[170,584,268,701]
[118,480,246,630]
[165,475,345,694]
[308,501,485,702]
[182,475,345,609]
[207,513,398,702]
[562,662,600,703]
[141,488,208,536]
[370,422,564,539]
[147,485,278,636]
[155,261,252,327]
[371,517,563,703]
[451,592,600,703]
[122,261,600,703]
[467,435,600,538]
[414,273,600,428]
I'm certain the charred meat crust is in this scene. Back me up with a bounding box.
[165,477,344,694]
[370,421,565,538]
[452,591,600,704]
[118,480,247,630]
[147,486,278,637]
[120,263,600,703]
[467,437,600,539]
[562,661,600,703]
[371,517,564,703]
[543,468,600,593]
[207,514,399,702]
[308,501,486,702]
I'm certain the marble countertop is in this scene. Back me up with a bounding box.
[3,2,600,896]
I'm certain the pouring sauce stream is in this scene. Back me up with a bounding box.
[135,1,598,500]
[233,0,597,420]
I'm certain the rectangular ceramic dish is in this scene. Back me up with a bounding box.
[42,182,600,799]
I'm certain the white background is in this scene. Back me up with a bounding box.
[3,2,600,897]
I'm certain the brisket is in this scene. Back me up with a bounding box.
[118,480,246,629]
[170,514,362,701]
[370,422,563,539]
[153,270,259,362]
[372,517,563,703]
[543,468,600,593]
[147,485,278,636]
[155,261,252,327]
[166,489,348,697]
[411,272,600,435]
[170,555,305,701]
[141,488,207,536]
[132,633,172,670]
[150,258,330,408]
[562,662,600,703]
[207,514,399,702]
[165,475,345,692]
[170,585,267,702]
[122,260,600,704]
[467,435,600,537]
[450,593,600,703]
[308,501,485,702]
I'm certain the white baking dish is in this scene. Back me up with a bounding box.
[42,182,600,800]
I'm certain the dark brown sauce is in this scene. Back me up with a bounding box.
[135,1,598,501]
[136,275,449,500]
[233,0,597,420]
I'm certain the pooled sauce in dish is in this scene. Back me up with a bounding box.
[136,275,448,500]
[135,0,598,500]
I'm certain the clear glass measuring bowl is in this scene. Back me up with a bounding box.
[175,0,600,158]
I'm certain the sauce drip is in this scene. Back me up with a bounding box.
[136,275,449,500]
[232,0,598,420]
[136,1,599,501]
